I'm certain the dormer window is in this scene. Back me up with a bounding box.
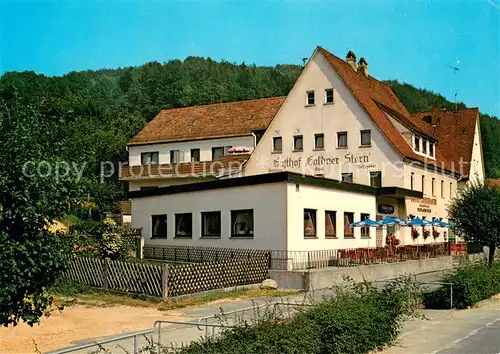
[429,143,434,157]
[414,136,420,152]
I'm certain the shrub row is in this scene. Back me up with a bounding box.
[167,279,419,354]
[423,261,500,309]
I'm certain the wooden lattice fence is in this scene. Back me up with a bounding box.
[106,259,162,296]
[166,257,270,297]
[63,256,104,288]
[143,244,271,264]
[62,256,163,297]
[63,247,271,298]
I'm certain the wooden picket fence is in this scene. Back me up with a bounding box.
[62,256,163,297]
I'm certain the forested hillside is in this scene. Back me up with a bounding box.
[0,57,498,213]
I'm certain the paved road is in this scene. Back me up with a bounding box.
[383,302,500,354]
[49,269,456,353]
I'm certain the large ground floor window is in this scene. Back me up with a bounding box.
[175,213,192,238]
[231,209,254,237]
[201,211,221,237]
[325,210,337,238]
[304,209,317,238]
[151,214,167,238]
[344,212,354,238]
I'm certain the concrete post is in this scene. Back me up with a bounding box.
[162,263,169,299]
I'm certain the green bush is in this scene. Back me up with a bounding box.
[423,261,500,309]
[168,278,419,354]
[50,279,91,296]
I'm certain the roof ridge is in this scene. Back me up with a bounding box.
[159,96,286,113]
[412,107,479,115]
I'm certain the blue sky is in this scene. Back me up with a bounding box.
[1,0,499,117]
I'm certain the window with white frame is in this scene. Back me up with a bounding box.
[293,135,303,151]
[361,213,370,238]
[337,132,348,148]
[325,88,334,104]
[422,139,427,154]
[212,147,224,161]
[360,130,371,146]
[325,210,337,238]
[422,175,426,194]
[344,212,354,238]
[273,137,283,152]
[432,178,436,196]
[414,136,420,152]
[441,180,445,198]
[314,134,324,150]
[141,151,159,165]
[191,148,200,162]
[170,150,180,164]
[370,171,382,187]
[304,209,317,238]
[342,173,353,183]
[306,91,315,105]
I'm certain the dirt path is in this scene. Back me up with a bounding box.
[0,305,189,354]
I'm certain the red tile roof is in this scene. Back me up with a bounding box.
[129,97,285,146]
[409,107,479,177]
[317,46,455,171]
[127,46,476,177]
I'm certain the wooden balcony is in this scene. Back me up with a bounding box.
[119,154,250,180]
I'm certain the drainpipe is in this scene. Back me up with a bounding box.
[251,132,257,148]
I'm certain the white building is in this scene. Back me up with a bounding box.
[120,46,485,252]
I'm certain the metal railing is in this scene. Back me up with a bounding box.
[196,302,316,338]
[271,243,454,270]
[46,328,155,354]
[46,319,234,354]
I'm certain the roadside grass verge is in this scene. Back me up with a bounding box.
[422,260,500,309]
[155,277,421,354]
[49,280,298,310]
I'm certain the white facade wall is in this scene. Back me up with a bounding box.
[467,117,485,184]
[131,182,288,251]
[401,164,458,245]
[128,136,254,165]
[244,50,404,187]
[130,180,381,252]
[286,183,377,251]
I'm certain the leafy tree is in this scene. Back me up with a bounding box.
[448,181,500,264]
[0,93,80,326]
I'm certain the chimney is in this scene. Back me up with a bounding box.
[358,57,368,77]
[345,50,357,71]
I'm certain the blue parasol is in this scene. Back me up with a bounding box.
[405,217,430,227]
[350,218,380,227]
[429,219,442,226]
[378,216,405,226]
